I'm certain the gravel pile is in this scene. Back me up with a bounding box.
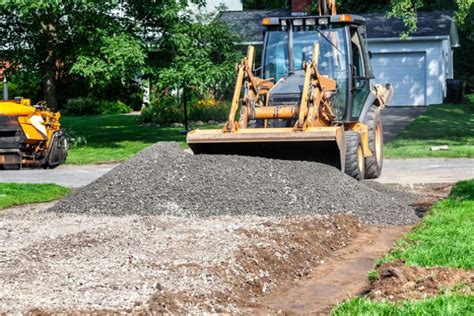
[50,142,419,225]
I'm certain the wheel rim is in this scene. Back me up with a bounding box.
[375,123,382,164]
[357,144,364,174]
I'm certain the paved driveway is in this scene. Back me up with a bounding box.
[1,157,472,187]
[381,106,427,143]
[376,158,474,184]
[2,106,470,187]
[0,164,116,188]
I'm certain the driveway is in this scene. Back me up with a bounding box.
[376,158,474,184]
[382,106,427,143]
[1,157,472,187]
[1,106,469,188]
[0,164,116,188]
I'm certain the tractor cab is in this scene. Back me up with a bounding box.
[261,15,373,122]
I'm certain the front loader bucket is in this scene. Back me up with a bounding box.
[187,127,345,170]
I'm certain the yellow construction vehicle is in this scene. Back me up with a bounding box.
[187,0,393,180]
[0,79,68,169]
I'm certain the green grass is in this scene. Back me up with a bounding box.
[334,295,474,316]
[0,183,71,209]
[385,101,474,158]
[61,114,218,164]
[332,180,474,315]
[62,97,474,164]
[377,179,474,269]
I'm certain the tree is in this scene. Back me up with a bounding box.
[0,1,115,108]
[0,0,203,109]
[153,9,241,100]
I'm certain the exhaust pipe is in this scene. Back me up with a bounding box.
[3,76,8,101]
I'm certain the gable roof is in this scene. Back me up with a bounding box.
[219,9,291,43]
[364,11,455,38]
[219,10,457,44]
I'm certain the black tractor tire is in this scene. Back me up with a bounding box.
[344,131,365,181]
[363,106,384,179]
[42,131,68,169]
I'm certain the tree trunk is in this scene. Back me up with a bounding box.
[40,19,59,110]
[43,49,58,110]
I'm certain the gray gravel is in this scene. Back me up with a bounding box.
[50,142,420,225]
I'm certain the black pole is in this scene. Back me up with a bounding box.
[181,83,189,135]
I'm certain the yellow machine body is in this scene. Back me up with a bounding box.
[187,1,393,179]
[0,98,67,168]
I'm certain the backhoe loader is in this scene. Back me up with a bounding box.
[187,0,393,180]
[0,79,68,169]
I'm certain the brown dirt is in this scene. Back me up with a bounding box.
[12,211,363,314]
[253,226,411,315]
[394,183,454,217]
[367,260,474,301]
[146,215,363,314]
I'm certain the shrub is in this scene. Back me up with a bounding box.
[99,100,132,114]
[63,97,98,115]
[141,95,230,125]
[141,95,184,125]
[6,71,43,103]
[190,98,229,122]
[63,97,132,116]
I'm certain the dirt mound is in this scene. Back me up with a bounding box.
[50,142,419,225]
[367,260,474,301]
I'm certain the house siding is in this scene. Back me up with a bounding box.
[367,39,448,105]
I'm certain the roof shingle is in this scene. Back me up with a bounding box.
[218,10,455,43]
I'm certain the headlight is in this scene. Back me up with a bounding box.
[319,18,329,25]
[293,19,304,26]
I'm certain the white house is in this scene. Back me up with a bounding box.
[218,4,460,106]
[364,12,459,106]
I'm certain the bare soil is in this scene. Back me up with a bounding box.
[253,226,411,315]
[367,260,474,301]
[0,202,363,314]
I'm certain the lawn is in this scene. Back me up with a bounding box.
[0,183,71,209]
[332,179,474,315]
[61,115,218,164]
[62,97,473,164]
[334,295,474,316]
[385,99,474,158]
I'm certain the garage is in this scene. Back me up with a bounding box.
[371,52,427,106]
[219,10,460,106]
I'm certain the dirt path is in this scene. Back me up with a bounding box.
[257,226,411,315]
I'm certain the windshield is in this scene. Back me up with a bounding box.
[263,25,348,80]
[263,25,349,119]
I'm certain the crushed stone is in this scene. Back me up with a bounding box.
[50,142,420,225]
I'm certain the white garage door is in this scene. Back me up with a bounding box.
[371,52,427,106]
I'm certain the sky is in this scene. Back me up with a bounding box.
[205,0,243,11]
